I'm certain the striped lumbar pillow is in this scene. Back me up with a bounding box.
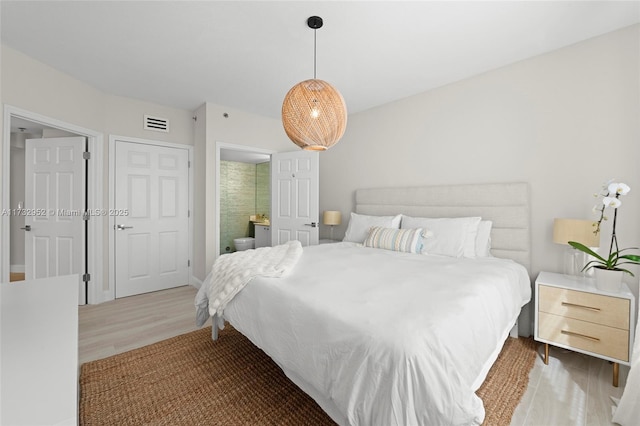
[362,226,424,254]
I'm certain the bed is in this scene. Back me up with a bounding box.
[196,182,532,426]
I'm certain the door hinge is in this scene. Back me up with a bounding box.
[188,260,191,267]
[188,209,190,218]
[82,273,91,282]
[83,151,91,160]
[188,160,191,168]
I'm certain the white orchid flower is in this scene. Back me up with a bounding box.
[602,178,616,191]
[607,182,631,196]
[603,196,622,208]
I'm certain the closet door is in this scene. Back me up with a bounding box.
[114,140,189,298]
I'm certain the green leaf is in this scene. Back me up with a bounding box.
[568,241,606,262]
[619,254,640,262]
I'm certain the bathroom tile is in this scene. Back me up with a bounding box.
[220,160,269,253]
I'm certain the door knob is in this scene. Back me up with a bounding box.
[20,225,31,231]
[304,222,318,228]
[116,224,133,230]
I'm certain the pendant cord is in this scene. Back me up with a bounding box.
[313,28,317,79]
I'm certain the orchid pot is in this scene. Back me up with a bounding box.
[593,266,624,293]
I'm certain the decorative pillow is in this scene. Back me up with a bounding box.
[363,227,424,254]
[475,220,493,257]
[343,213,402,243]
[401,215,481,258]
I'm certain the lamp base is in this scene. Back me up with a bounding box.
[563,248,593,277]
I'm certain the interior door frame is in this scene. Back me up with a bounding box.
[215,142,274,259]
[1,105,104,304]
[108,135,194,301]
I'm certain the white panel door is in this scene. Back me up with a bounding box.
[114,141,189,298]
[270,151,319,246]
[24,137,86,304]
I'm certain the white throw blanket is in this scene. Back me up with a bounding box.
[195,240,303,327]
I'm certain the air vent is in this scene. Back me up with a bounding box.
[143,115,169,133]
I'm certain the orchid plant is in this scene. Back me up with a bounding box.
[568,181,640,276]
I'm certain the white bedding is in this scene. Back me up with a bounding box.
[200,242,531,426]
[195,240,302,327]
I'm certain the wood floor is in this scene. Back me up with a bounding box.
[79,285,630,425]
[9,272,25,282]
[78,285,201,364]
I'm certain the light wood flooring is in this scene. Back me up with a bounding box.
[79,285,630,425]
[79,285,201,364]
[9,272,25,282]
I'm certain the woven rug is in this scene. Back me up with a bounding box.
[79,326,536,425]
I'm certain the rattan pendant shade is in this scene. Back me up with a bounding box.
[282,16,347,151]
[282,79,347,151]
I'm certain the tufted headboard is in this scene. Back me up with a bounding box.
[355,182,531,275]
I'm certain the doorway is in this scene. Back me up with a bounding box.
[215,143,273,258]
[1,106,104,304]
[8,123,43,282]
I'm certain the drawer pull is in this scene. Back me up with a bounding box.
[561,329,600,342]
[561,302,601,312]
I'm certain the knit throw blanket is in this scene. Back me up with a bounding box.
[195,240,303,327]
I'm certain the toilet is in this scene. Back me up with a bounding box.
[233,237,255,251]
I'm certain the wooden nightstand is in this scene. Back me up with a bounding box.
[534,271,635,387]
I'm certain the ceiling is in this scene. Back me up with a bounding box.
[1,1,639,120]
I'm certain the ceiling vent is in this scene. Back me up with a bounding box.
[143,115,169,133]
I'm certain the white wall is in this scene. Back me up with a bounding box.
[320,25,640,301]
[0,45,195,298]
[3,22,637,307]
[1,44,294,294]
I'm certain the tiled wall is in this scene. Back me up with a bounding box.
[220,161,270,254]
[256,162,270,215]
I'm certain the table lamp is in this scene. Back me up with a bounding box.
[323,211,341,241]
[553,218,600,276]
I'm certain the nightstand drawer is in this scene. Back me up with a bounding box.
[538,285,630,329]
[538,312,629,361]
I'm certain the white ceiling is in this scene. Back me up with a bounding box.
[2,1,639,119]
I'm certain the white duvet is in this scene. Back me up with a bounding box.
[201,242,531,426]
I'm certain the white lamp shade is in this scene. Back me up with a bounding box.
[553,218,600,247]
[323,210,342,226]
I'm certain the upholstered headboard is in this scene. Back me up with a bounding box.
[355,182,531,274]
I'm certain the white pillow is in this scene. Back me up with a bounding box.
[343,213,402,243]
[401,215,481,258]
[475,220,493,257]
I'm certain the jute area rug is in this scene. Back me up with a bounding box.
[79,326,536,425]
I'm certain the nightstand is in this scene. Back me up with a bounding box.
[534,271,635,387]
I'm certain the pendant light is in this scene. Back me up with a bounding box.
[282,16,347,151]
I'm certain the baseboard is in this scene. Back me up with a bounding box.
[10,264,25,273]
[190,275,203,290]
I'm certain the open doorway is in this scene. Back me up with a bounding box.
[8,121,42,282]
[2,106,104,304]
[215,143,273,258]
